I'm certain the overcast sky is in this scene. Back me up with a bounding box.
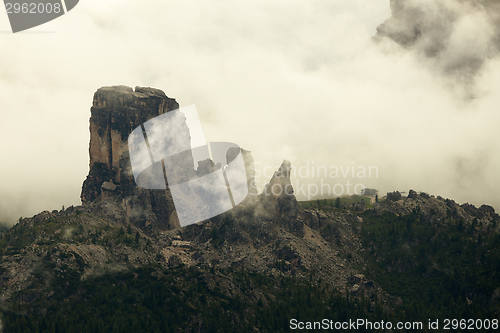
[1,0,499,224]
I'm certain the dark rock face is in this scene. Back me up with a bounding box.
[259,160,296,216]
[81,86,183,232]
[81,86,180,204]
[80,86,264,233]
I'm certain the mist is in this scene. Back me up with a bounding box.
[1,0,499,225]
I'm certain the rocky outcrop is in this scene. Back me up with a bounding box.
[80,86,260,233]
[376,188,500,228]
[407,189,418,199]
[386,191,402,202]
[257,160,302,236]
[81,86,180,204]
[80,86,184,232]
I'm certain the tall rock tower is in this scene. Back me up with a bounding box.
[80,85,258,233]
[81,86,180,204]
[81,86,183,231]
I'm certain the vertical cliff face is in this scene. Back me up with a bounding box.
[80,86,183,232]
[81,86,180,204]
[80,86,262,233]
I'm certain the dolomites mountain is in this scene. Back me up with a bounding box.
[81,86,180,204]
[80,86,258,233]
[1,84,499,331]
[1,85,381,307]
[80,86,182,231]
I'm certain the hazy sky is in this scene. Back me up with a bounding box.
[1,0,500,224]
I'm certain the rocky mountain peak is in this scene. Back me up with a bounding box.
[80,86,268,233]
[261,160,294,203]
[257,160,301,235]
[81,85,180,205]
